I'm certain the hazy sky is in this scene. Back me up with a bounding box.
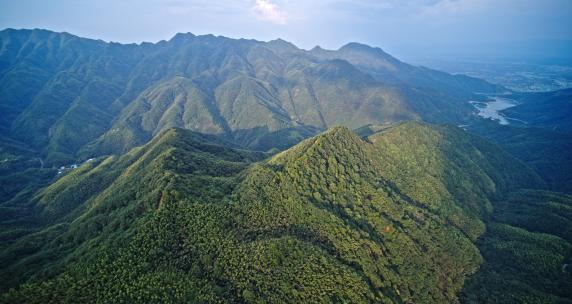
[1,0,571,59]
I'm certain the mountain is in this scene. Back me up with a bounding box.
[0,29,501,166]
[3,122,559,303]
[0,28,146,164]
[309,42,503,100]
[2,28,570,304]
[0,128,267,291]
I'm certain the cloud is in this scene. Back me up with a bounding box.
[252,0,288,24]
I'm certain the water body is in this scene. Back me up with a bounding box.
[470,96,518,125]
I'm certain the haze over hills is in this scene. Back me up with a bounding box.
[1,28,572,304]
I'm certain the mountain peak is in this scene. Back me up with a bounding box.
[310,45,326,51]
[339,42,376,51]
[339,42,395,57]
[318,126,367,149]
[266,38,299,52]
[169,32,196,43]
[269,126,365,165]
[323,125,353,136]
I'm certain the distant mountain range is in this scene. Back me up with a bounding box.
[0,28,502,165]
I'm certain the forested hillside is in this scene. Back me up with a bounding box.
[3,122,567,304]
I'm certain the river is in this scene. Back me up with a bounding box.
[470,96,518,125]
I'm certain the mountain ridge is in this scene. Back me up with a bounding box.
[0,28,501,166]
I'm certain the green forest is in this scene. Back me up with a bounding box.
[1,123,570,303]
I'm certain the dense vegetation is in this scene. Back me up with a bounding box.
[0,129,266,290]
[2,122,563,303]
[461,190,572,303]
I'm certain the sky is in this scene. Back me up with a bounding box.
[1,0,571,61]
